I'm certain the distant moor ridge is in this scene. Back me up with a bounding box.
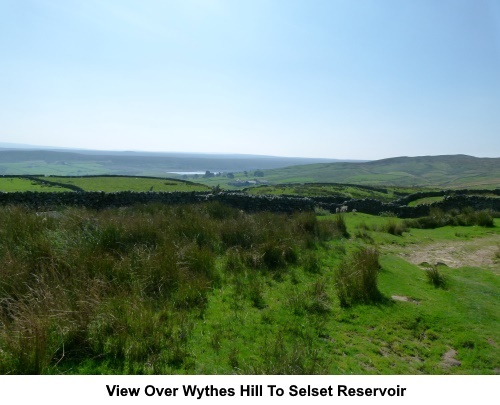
[0,150,498,188]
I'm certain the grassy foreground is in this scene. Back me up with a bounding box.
[0,204,498,374]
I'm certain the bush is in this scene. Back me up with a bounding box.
[474,211,494,227]
[334,247,381,307]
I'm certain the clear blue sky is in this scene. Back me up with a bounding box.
[1,0,499,159]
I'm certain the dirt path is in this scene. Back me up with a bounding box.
[385,235,500,271]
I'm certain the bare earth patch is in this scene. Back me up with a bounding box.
[391,235,500,271]
[391,295,420,304]
[441,349,461,368]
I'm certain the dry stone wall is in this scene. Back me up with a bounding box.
[0,191,315,213]
[0,190,498,217]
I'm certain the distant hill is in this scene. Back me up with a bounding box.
[243,155,500,189]
[0,147,358,176]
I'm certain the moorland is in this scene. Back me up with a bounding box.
[0,153,498,375]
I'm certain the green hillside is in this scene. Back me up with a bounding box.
[198,155,500,189]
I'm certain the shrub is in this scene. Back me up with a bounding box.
[334,247,381,307]
[474,210,494,227]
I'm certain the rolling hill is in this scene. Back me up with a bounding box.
[231,155,500,189]
[0,147,345,176]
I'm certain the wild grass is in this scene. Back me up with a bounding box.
[384,218,409,236]
[0,203,343,374]
[425,265,447,289]
[405,207,495,229]
[1,204,498,375]
[334,247,382,307]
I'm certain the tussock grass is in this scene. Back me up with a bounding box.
[384,218,408,236]
[0,202,342,374]
[425,265,447,289]
[334,247,382,307]
[1,204,498,375]
[405,207,495,229]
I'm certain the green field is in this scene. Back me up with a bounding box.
[40,176,211,192]
[245,183,420,202]
[408,196,445,206]
[0,176,211,193]
[0,203,497,375]
[0,177,71,192]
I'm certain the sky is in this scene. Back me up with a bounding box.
[1,0,499,159]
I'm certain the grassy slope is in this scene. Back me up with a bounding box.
[186,215,499,374]
[198,155,500,189]
[0,180,497,375]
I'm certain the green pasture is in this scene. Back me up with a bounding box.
[39,176,211,192]
[408,196,445,206]
[0,162,110,176]
[245,183,417,202]
[0,177,70,192]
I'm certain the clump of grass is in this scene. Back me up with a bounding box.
[334,247,382,307]
[354,230,374,243]
[405,207,495,229]
[385,218,408,236]
[248,277,267,309]
[425,265,447,289]
[332,213,349,238]
[307,278,331,314]
[357,221,370,231]
[301,251,321,273]
[261,240,298,270]
[314,206,330,216]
